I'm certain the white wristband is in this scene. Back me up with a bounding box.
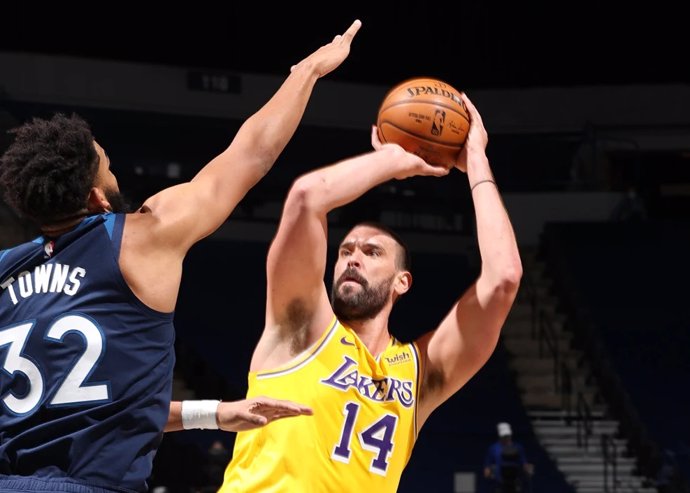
[181,400,220,430]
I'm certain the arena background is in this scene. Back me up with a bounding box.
[1,4,688,492]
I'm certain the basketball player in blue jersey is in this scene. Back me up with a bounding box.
[221,94,522,492]
[0,19,361,493]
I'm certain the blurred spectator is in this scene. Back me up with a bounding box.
[484,422,534,493]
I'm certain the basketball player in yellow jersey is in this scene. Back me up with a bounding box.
[220,94,522,492]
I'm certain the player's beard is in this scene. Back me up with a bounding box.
[331,268,394,322]
[104,188,131,213]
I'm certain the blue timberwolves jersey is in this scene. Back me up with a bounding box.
[0,213,175,492]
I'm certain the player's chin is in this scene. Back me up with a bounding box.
[339,282,363,295]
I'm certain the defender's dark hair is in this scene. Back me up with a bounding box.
[0,113,99,224]
[353,220,412,272]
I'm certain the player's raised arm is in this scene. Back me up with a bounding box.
[142,20,363,254]
[416,93,522,425]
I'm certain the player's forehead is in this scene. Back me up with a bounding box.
[340,225,395,248]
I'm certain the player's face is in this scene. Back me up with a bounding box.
[93,141,128,213]
[331,225,400,321]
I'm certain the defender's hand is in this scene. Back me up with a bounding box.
[290,19,362,78]
[217,397,313,432]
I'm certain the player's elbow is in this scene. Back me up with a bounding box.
[487,264,522,300]
[498,276,521,305]
[288,175,328,214]
[238,146,278,188]
[237,116,287,175]
[502,263,523,291]
[484,274,521,313]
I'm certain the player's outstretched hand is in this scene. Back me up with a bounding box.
[217,396,313,432]
[291,19,362,78]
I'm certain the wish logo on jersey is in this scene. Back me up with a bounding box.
[384,351,410,366]
[321,355,414,407]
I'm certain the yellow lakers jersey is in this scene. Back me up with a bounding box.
[220,317,422,493]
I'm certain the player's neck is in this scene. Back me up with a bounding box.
[40,211,90,238]
[345,313,392,357]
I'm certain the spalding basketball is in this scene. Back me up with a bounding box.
[377,77,469,168]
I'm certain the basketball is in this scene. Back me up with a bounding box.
[376,77,469,169]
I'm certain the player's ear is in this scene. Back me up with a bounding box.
[87,187,110,213]
[394,271,412,296]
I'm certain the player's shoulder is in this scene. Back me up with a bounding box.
[120,207,183,258]
[123,207,157,227]
[121,209,160,245]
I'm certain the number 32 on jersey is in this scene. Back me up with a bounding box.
[0,314,110,415]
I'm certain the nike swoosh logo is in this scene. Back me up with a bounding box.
[340,337,356,347]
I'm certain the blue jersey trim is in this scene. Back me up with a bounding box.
[104,213,116,239]
[80,215,100,229]
[109,214,124,257]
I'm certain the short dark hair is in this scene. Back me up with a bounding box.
[0,113,99,224]
[351,221,412,272]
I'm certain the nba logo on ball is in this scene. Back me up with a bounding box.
[377,77,469,169]
[431,110,445,136]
